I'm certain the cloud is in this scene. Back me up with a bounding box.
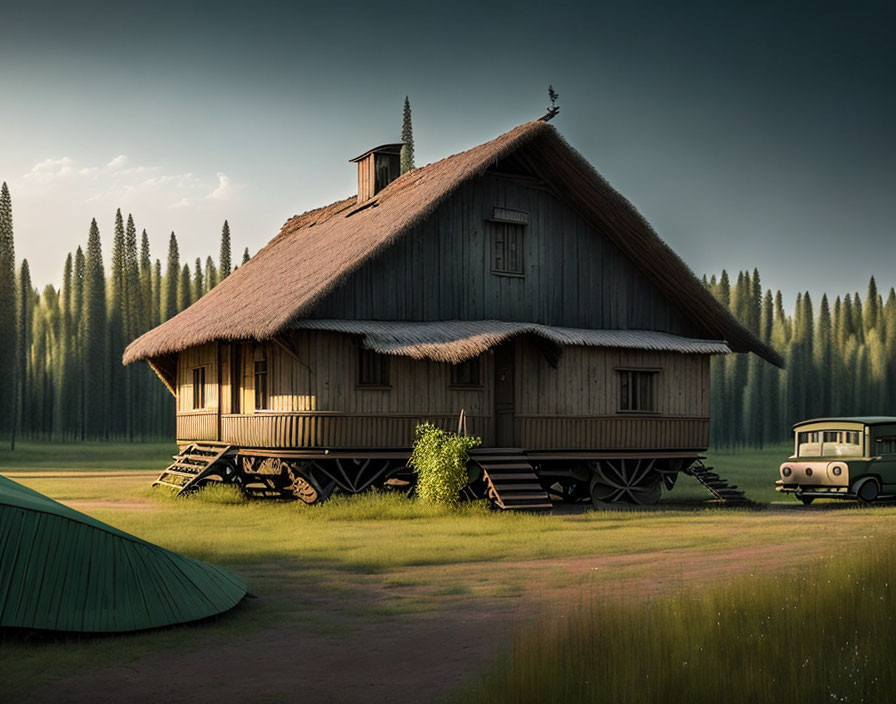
[20,155,240,215]
[26,156,75,182]
[207,172,235,201]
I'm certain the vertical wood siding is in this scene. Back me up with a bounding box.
[171,332,712,451]
[309,172,703,337]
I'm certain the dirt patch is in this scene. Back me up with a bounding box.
[25,541,823,704]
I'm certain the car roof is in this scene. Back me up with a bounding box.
[793,417,896,429]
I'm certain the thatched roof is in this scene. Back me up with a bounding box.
[124,121,783,367]
[292,320,731,363]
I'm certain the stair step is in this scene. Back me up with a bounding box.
[478,464,537,472]
[162,469,198,479]
[490,483,544,492]
[485,472,540,481]
[500,492,553,501]
[153,480,185,490]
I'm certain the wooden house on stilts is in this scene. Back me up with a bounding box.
[124,120,783,508]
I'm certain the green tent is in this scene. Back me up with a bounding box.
[0,474,246,632]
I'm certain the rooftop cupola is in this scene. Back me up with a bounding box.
[350,143,403,202]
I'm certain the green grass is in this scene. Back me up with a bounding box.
[0,440,176,471]
[2,440,894,701]
[666,443,793,504]
[452,541,896,703]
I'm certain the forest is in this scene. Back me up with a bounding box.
[0,180,893,447]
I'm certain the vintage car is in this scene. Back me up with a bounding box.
[777,417,896,504]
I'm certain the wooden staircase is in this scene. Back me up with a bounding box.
[686,460,754,506]
[153,443,234,496]
[470,449,552,511]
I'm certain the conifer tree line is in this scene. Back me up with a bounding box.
[706,270,896,449]
[0,184,247,443]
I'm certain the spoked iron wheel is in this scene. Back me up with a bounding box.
[588,459,663,506]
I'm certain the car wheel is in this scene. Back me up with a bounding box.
[797,495,815,505]
[854,477,881,504]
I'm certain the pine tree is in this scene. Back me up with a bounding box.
[59,253,77,438]
[83,220,107,438]
[760,290,780,444]
[140,230,153,330]
[852,294,865,345]
[124,215,142,339]
[242,247,250,265]
[193,257,204,301]
[178,263,192,312]
[107,210,127,437]
[884,289,896,404]
[0,182,16,437]
[219,221,232,279]
[164,232,179,321]
[814,294,833,414]
[864,275,881,333]
[709,270,731,448]
[400,96,415,174]
[205,256,218,292]
[153,259,162,324]
[13,260,33,444]
[73,246,86,438]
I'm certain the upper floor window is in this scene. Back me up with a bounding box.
[618,369,657,413]
[450,357,482,387]
[254,355,268,410]
[192,367,206,409]
[358,348,390,387]
[489,208,527,277]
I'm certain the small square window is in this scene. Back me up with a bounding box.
[450,358,481,387]
[491,222,524,276]
[358,348,390,387]
[192,367,206,409]
[618,370,657,412]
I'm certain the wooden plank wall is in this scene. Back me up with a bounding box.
[515,345,709,417]
[175,343,218,414]
[181,332,712,451]
[309,172,703,337]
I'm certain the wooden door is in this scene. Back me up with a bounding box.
[494,342,516,447]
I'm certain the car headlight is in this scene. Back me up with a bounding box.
[805,467,813,477]
[782,466,792,477]
[832,465,842,476]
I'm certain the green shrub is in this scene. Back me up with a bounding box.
[408,422,481,506]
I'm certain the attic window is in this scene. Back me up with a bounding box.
[490,222,525,276]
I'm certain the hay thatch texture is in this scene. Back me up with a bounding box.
[124,121,782,367]
[291,320,731,363]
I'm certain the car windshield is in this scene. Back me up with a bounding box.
[797,429,863,457]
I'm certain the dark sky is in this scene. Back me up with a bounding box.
[2,0,893,304]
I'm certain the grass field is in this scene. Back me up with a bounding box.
[455,541,896,703]
[1,440,893,702]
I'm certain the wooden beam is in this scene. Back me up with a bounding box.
[147,356,177,397]
[273,334,315,376]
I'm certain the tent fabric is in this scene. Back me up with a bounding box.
[0,474,246,633]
